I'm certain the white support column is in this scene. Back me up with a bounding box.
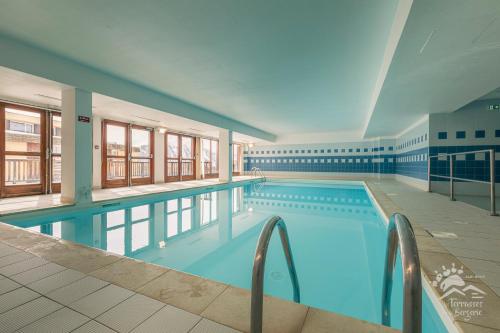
[61,88,93,204]
[218,129,233,182]
[154,130,164,183]
[195,137,202,180]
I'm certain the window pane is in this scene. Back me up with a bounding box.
[52,115,62,154]
[131,205,149,221]
[131,159,150,178]
[132,221,149,251]
[167,200,178,213]
[182,197,192,208]
[201,139,210,162]
[167,213,178,237]
[107,158,126,180]
[107,210,125,228]
[181,136,193,159]
[106,124,126,156]
[167,134,179,158]
[107,228,125,255]
[5,155,41,185]
[5,108,41,152]
[182,209,192,231]
[211,141,218,173]
[52,222,62,238]
[131,128,150,157]
[52,156,61,184]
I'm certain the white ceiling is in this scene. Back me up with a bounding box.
[365,0,500,138]
[0,0,401,139]
[0,66,257,143]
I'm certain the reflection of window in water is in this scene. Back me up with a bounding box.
[104,205,152,255]
[232,187,243,214]
[131,205,150,252]
[201,192,217,225]
[27,221,62,238]
[165,196,195,238]
[181,197,193,232]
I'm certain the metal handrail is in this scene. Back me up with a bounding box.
[250,166,265,179]
[382,213,422,333]
[428,149,496,215]
[250,216,300,333]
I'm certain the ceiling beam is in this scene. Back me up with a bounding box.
[0,33,276,142]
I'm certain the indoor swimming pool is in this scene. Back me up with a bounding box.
[4,180,450,332]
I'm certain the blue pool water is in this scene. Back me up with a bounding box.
[5,180,449,332]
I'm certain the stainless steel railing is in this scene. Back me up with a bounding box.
[250,216,300,333]
[382,213,422,333]
[428,149,497,215]
[249,166,266,180]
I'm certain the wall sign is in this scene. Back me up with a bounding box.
[487,104,500,110]
[78,115,91,123]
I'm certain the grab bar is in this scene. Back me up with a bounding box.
[382,213,422,333]
[250,216,300,333]
[250,166,265,180]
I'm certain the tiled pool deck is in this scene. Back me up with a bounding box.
[0,177,499,332]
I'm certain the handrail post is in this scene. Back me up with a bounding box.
[251,216,300,333]
[427,155,431,192]
[490,149,497,216]
[382,213,422,333]
[450,155,455,201]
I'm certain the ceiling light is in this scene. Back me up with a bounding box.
[158,128,167,134]
[35,93,61,101]
[248,143,254,148]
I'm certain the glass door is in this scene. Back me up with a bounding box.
[102,120,154,188]
[166,134,180,182]
[130,125,154,185]
[102,120,128,188]
[49,112,62,193]
[1,103,47,197]
[181,135,195,180]
[165,133,195,182]
[201,138,218,178]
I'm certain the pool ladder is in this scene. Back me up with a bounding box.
[250,167,266,180]
[382,213,422,333]
[250,216,300,333]
[250,213,422,333]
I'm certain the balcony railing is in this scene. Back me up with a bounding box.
[107,160,150,180]
[5,158,41,185]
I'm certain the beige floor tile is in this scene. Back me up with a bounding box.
[301,308,398,333]
[137,269,228,315]
[201,286,308,333]
[90,258,168,291]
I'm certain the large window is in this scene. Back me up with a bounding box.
[102,120,154,188]
[0,103,62,197]
[165,196,195,238]
[165,133,195,182]
[201,138,218,178]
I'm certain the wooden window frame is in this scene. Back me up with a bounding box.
[101,119,155,189]
[201,138,218,179]
[0,102,47,197]
[165,133,196,182]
